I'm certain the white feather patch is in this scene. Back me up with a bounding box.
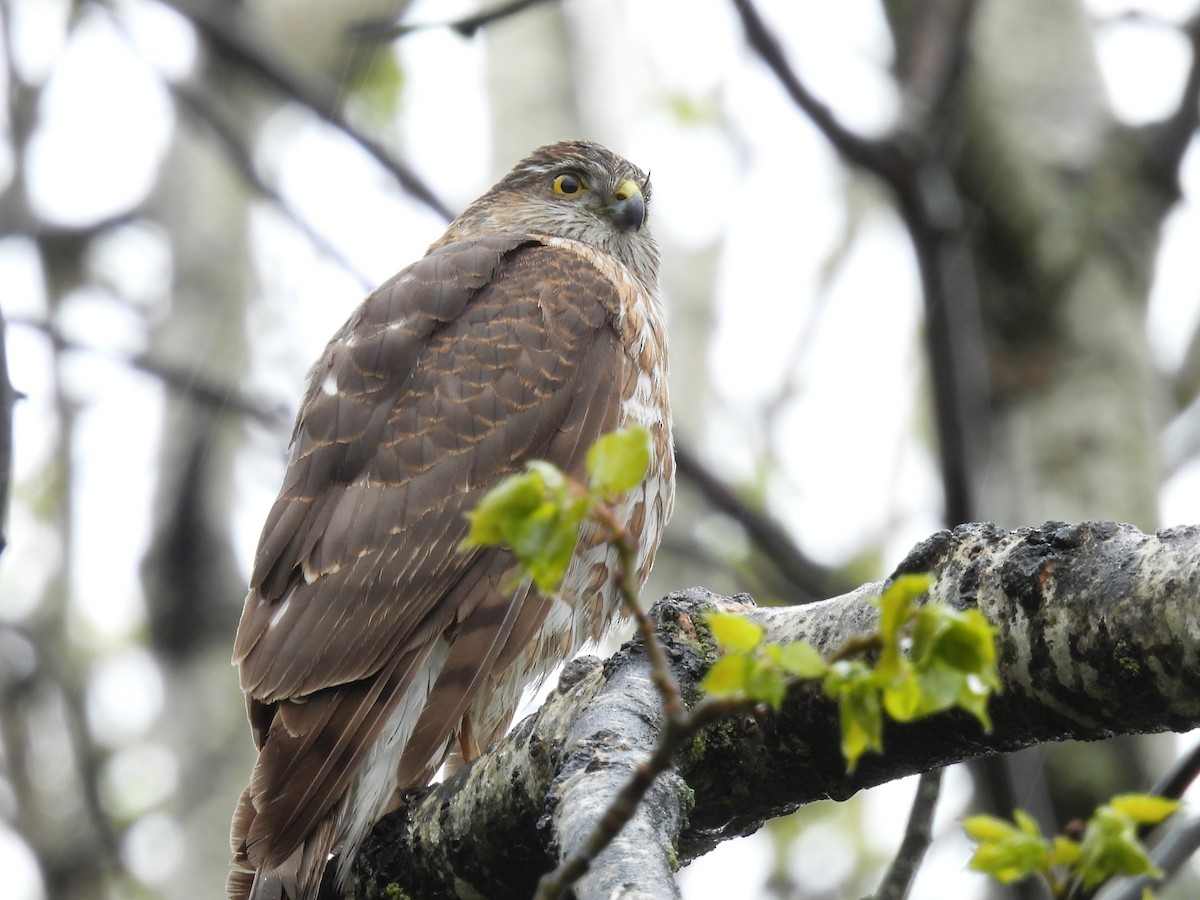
[332,638,451,887]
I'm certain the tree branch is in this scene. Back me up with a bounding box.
[8,316,291,430]
[169,80,376,291]
[873,769,943,900]
[158,0,453,221]
[0,307,16,558]
[351,521,1200,898]
[730,0,902,178]
[350,0,557,41]
[732,0,990,527]
[674,440,842,602]
[1136,11,1200,193]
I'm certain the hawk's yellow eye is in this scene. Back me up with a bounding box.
[553,173,587,196]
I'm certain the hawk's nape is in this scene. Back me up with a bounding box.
[227,141,674,900]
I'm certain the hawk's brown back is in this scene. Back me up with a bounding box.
[231,235,631,878]
[229,140,672,900]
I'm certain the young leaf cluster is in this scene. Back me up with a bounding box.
[700,574,1000,770]
[460,427,651,593]
[964,794,1180,897]
[700,613,827,710]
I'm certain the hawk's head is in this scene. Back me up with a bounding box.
[436,140,660,292]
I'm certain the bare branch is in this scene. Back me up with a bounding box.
[730,0,901,179]
[169,81,376,291]
[873,770,943,900]
[1135,11,1200,191]
[675,440,842,602]
[8,316,290,430]
[888,0,980,144]
[731,0,991,527]
[1149,740,1200,803]
[159,0,454,221]
[351,0,558,41]
[0,307,16,558]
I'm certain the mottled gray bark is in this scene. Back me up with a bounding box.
[351,521,1200,899]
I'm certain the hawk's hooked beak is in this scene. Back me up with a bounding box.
[608,179,646,231]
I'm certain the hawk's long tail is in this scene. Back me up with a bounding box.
[227,784,338,900]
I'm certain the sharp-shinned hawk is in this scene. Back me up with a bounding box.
[228,141,674,900]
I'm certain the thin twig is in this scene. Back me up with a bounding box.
[731,0,989,528]
[1135,11,1200,187]
[675,441,840,602]
[157,0,453,221]
[0,301,15,558]
[351,0,557,41]
[890,0,981,146]
[533,502,762,899]
[170,82,376,292]
[8,315,290,430]
[1148,740,1200,804]
[606,516,686,722]
[730,0,901,178]
[873,769,944,900]
[532,689,749,900]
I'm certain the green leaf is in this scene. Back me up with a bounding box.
[587,426,651,496]
[743,656,787,709]
[1108,794,1180,825]
[874,574,931,676]
[462,470,548,548]
[902,604,999,729]
[525,460,569,493]
[955,679,995,731]
[881,668,923,721]
[1013,809,1043,837]
[1076,803,1165,888]
[967,833,1049,884]
[1050,835,1081,867]
[835,668,882,771]
[707,613,764,653]
[934,609,998,674]
[461,461,590,594]
[700,654,750,698]
[963,814,1021,843]
[876,573,931,642]
[965,811,1050,884]
[770,641,828,679]
[910,605,948,667]
[514,507,580,594]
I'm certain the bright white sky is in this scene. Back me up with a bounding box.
[3,0,1200,898]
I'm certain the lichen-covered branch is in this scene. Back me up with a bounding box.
[351,521,1200,898]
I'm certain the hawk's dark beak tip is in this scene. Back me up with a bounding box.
[610,193,646,231]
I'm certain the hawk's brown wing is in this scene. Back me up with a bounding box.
[232,235,628,868]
